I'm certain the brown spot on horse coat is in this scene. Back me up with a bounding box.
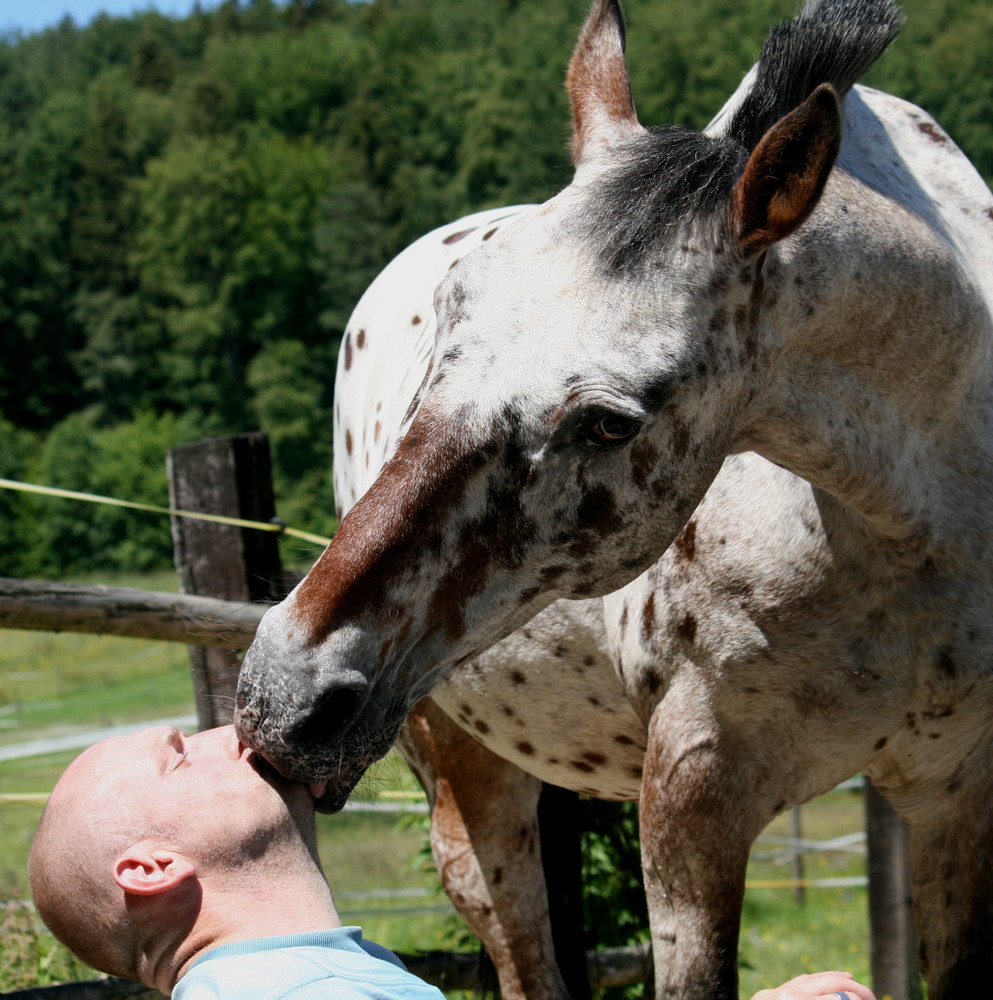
[641,592,656,645]
[674,519,697,562]
[678,612,698,645]
[934,646,956,677]
[443,228,477,244]
[918,121,949,144]
[671,415,690,458]
[576,484,624,535]
[630,438,660,490]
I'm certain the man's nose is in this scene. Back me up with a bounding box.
[192,724,238,756]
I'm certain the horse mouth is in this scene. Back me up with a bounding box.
[243,741,360,813]
[311,778,357,814]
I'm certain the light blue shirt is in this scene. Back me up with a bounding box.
[173,927,446,1000]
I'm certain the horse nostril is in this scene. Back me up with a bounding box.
[288,687,365,747]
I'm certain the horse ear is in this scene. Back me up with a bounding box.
[731,84,842,256]
[567,0,643,165]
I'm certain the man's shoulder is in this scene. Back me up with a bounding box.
[173,929,445,1000]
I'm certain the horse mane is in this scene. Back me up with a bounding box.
[725,0,904,149]
[587,0,903,272]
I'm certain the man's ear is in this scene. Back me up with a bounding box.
[113,843,196,896]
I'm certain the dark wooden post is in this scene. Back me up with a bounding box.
[538,783,593,1000]
[790,805,806,905]
[167,433,283,730]
[865,777,920,1000]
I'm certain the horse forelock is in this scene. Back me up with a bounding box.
[584,129,747,273]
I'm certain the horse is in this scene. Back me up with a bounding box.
[236,0,993,997]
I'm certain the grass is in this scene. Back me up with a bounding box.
[739,790,872,997]
[0,571,890,997]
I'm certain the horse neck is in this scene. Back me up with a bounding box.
[736,172,993,549]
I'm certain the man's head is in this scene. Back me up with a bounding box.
[29,724,323,983]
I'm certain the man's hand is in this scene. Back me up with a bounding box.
[750,971,876,1000]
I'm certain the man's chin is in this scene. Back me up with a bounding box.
[247,749,315,804]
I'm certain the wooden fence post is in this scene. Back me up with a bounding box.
[167,433,283,730]
[865,777,920,1000]
[538,784,593,1000]
[790,805,806,906]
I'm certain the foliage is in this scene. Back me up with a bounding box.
[0,419,35,577]
[580,799,648,950]
[1,0,991,577]
[21,409,201,576]
[247,337,336,536]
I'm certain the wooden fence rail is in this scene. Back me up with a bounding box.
[0,577,265,647]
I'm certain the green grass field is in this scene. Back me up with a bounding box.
[0,572,885,997]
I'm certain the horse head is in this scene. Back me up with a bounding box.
[236,0,900,808]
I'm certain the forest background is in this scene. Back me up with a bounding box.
[2,0,991,578]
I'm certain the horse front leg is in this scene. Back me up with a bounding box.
[639,702,757,1000]
[895,748,993,999]
[399,697,573,1000]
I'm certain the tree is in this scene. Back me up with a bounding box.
[247,339,336,546]
[131,125,342,429]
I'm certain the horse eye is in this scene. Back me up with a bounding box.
[587,415,640,445]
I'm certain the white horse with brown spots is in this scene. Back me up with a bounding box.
[237,1,993,997]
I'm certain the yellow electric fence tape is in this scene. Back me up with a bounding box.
[0,477,333,547]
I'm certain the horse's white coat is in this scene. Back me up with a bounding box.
[238,2,993,996]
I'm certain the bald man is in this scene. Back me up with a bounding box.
[30,724,875,1000]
